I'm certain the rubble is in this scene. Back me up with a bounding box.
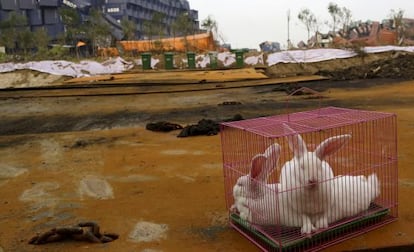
[177,115,243,138]
[317,52,414,80]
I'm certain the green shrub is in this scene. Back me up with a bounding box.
[47,45,71,60]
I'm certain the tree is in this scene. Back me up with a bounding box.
[143,20,154,40]
[201,15,224,46]
[152,12,166,39]
[172,12,193,37]
[120,17,136,40]
[33,27,50,56]
[389,9,405,44]
[201,15,217,34]
[328,2,343,34]
[171,12,194,50]
[59,7,83,44]
[87,9,111,56]
[0,11,28,54]
[340,7,352,33]
[17,28,34,57]
[143,12,166,39]
[172,12,194,50]
[298,8,317,41]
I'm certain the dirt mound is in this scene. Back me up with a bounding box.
[317,52,414,80]
[265,52,392,78]
[265,51,414,80]
[0,70,69,89]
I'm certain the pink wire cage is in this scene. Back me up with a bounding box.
[220,107,398,252]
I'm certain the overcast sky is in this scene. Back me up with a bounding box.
[189,0,414,49]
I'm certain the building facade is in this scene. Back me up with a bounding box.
[103,0,199,39]
[0,0,199,41]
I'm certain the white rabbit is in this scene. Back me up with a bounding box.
[279,124,351,234]
[231,143,303,228]
[327,173,380,223]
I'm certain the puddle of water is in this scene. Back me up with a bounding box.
[0,164,28,178]
[110,174,159,183]
[79,176,114,200]
[129,221,169,243]
[201,163,221,169]
[399,179,414,187]
[39,139,65,170]
[161,149,188,155]
[19,182,60,202]
[161,149,205,155]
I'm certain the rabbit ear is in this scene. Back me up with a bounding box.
[250,155,267,180]
[315,134,351,160]
[263,143,281,173]
[250,143,281,182]
[283,124,308,158]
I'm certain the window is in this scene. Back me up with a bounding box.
[108,7,120,13]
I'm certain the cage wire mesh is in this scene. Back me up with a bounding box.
[220,107,398,252]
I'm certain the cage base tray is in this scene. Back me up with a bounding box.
[230,207,390,251]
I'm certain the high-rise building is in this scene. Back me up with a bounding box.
[102,0,200,39]
[0,0,200,41]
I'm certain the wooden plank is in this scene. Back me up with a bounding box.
[63,68,269,85]
[0,75,328,99]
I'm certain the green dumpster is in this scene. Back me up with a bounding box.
[209,52,218,69]
[141,52,152,70]
[164,52,174,70]
[235,50,244,68]
[187,52,196,69]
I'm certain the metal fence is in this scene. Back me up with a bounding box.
[220,106,398,251]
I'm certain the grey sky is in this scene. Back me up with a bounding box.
[189,0,414,49]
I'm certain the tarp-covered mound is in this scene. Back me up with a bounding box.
[266,46,414,66]
[0,46,413,78]
[0,57,134,77]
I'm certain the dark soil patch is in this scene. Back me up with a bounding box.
[0,79,412,136]
[0,110,150,136]
[145,121,183,132]
[176,114,243,137]
[69,137,116,149]
[0,135,34,148]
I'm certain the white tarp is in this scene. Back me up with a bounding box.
[196,54,210,68]
[195,52,263,67]
[0,57,134,77]
[267,49,357,66]
[217,52,236,67]
[364,45,414,54]
[1,46,414,76]
[245,54,264,65]
[266,46,414,66]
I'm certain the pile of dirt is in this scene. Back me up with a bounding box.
[265,51,414,80]
[265,52,391,78]
[317,52,414,80]
[0,70,68,89]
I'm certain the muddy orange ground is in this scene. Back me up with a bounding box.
[63,68,269,85]
[1,80,414,252]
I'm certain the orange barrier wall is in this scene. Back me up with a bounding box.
[97,47,120,57]
[119,32,216,53]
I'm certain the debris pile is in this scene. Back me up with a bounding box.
[177,114,243,137]
[146,115,243,137]
[317,53,414,80]
[146,121,183,132]
[29,222,119,245]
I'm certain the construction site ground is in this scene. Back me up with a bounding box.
[1,55,414,252]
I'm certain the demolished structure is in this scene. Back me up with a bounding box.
[306,18,414,48]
